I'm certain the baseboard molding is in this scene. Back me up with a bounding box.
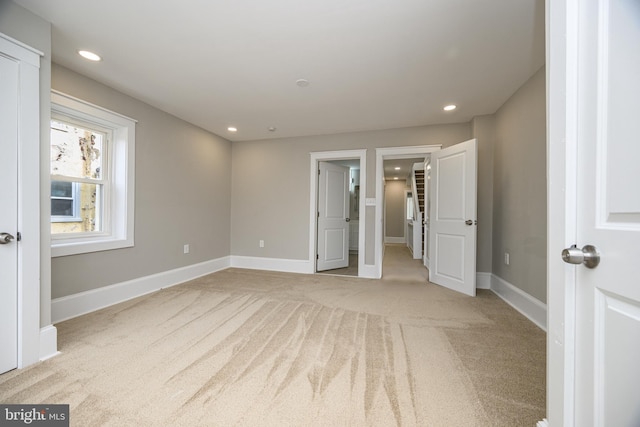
[490,274,547,331]
[384,236,405,244]
[51,256,231,323]
[358,263,379,279]
[230,256,313,274]
[39,325,59,361]
[476,272,492,289]
[536,419,549,427]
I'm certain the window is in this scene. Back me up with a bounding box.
[406,192,414,220]
[50,91,136,257]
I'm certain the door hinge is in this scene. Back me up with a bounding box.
[316,254,319,260]
[318,169,321,175]
[317,211,320,218]
[17,232,21,241]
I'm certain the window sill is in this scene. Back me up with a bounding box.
[51,236,134,257]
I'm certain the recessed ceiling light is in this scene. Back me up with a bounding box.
[296,79,310,87]
[394,177,399,180]
[78,50,101,61]
[443,104,457,111]
[227,127,237,132]
[268,127,276,132]
[394,167,401,170]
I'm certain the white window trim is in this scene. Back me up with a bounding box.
[51,90,136,257]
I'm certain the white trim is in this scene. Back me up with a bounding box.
[51,257,230,323]
[375,146,442,278]
[0,32,42,65]
[476,272,492,289]
[384,236,405,244]
[231,256,313,274]
[536,419,549,427]
[309,150,367,277]
[39,325,59,361]
[547,0,578,424]
[490,274,547,331]
[358,263,378,279]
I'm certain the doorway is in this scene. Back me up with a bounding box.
[309,150,366,277]
[375,141,477,296]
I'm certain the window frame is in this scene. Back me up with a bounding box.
[50,91,136,257]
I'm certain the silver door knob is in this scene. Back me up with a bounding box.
[0,232,15,244]
[562,244,600,268]
[345,218,350,222]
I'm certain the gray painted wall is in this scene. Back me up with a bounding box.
[471,115,496,274]
[231,124,472,265]
[492,66,547,302]
[51,65,232,298]
[0,0,52,326]
[385,180,406,238]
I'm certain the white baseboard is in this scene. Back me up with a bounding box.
[476,272,492,289]
[358,263,379,279]
[490,274,547,331]
[230,256,313,274]
[536,419,549,427]
[51,257,231,323]
[385,236,405,244]
[39,325,59,361]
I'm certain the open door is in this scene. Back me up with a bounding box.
[547,0,640,424]
[317,161,350,271]
[428,139,477,296]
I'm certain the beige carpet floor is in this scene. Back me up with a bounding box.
[0,245,546,426]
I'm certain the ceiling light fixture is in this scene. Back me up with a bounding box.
[296,79,310,87]
[443,104,457,111]
[78,50,101,61]
[227,127,237,132]
[268,127,276,132]
[394,167,401,170]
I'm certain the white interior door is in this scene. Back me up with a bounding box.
[428,139,477,296]
[317,162,350,271]
[569,1,640,424]
[0,53,19,374]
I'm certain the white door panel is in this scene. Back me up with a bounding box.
[571,0,640,424]
[429,139,477,296]
[0,54,19,374]
[317,162,349,271]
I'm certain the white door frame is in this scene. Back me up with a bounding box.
[375,145,441,278]
[0,33,46,369]
[309,149,366,276]
[546,0,577,424]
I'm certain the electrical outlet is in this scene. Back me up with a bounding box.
[504,252,510,265]
[259,240,265,248]
[183,244,190,254]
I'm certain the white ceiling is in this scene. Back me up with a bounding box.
[14,0,545,142]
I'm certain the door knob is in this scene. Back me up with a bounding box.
[562,244,600,268]
[0,232,15,244]
[346,218,350,222]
